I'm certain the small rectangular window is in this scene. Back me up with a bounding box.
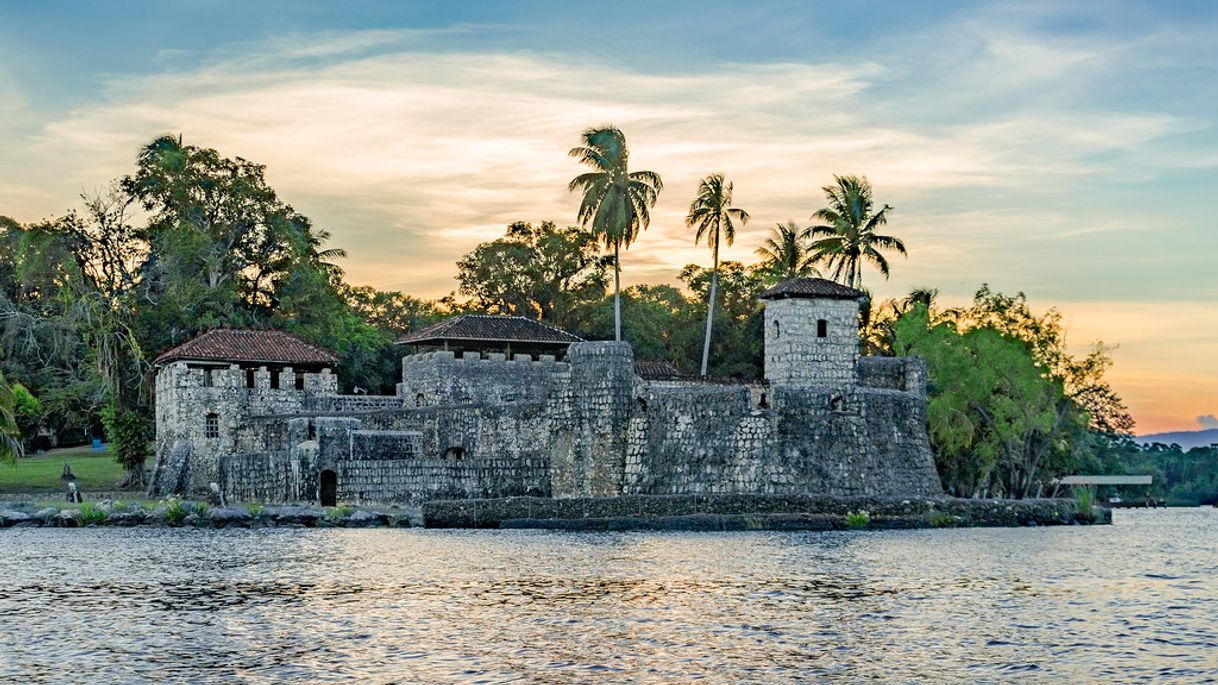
[817,319,828,338]
[270,370,280,390]
[205,413,220,439]
[295,375,306,391]
[245,368,255,388]
[202,368,213,387]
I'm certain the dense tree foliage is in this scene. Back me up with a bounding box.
[887,286,1135,498]
[0,373,21,464]
[0,136,429,482]
[456,221,609,330]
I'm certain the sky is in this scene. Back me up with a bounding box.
[0,0,1215,434]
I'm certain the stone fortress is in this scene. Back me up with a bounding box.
[148,278,943,506]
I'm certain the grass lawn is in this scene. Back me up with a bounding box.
[0,445,148,494]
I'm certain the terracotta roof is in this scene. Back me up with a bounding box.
[396,314,585,347]
[759,278,865,300]
[154,329,339,366]
[635,360,687,381]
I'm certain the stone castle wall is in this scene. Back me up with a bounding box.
[399,351,569,407]
[623,378,941,498]
[151,301,944,505]
[150,363,337,495]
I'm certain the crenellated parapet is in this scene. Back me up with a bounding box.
[399,349,571,408]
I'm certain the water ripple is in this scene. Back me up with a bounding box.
[1,509,1217,682]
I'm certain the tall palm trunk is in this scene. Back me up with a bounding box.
[613,241,622,342]
[700,233,719,376]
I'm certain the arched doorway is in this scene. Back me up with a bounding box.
[319,469,337,507]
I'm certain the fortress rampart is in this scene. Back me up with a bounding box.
[148,279,944,505]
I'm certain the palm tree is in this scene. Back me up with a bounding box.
[807,175,906,290]
[755,220,818,283]
[568,126,663,341]
[0,373,22,465]
[686,174,749,376]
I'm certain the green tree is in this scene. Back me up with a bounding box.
[123,134,343,351]
[577,284,700,369]
[685,174,749,376]
[568,126,663,341]
[0,372,21,464]
[10,383,42,451]
[678,261,767,378]
[962,285,1134,436]
[808,175,906,289]
[755,220,818,284]
[894,307,1083,498]
[456,221,610,328]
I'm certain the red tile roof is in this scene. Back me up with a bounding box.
[154,329,339,366]
[635,360,687,381]
[397,314,584,347]
[759,278,865,300]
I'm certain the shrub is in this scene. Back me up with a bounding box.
[845,510,870,528]
[245,503,265,518]
[1075,487,1095,521]
[327,505,355,520]
[161,496,187,525]
[929,511,958,528]
[78,502,108,526]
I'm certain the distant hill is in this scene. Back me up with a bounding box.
[1135,429,1218,450]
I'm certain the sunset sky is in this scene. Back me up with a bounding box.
[1,0,1215,434]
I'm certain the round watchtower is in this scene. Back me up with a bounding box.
[759,278,864,388]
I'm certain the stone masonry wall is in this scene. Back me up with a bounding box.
[150,362,338,496]
[399,351,569,407]
[624,382,942,498]
[155,337,942,505]
[856,356,929,395]
[763,297,859,387]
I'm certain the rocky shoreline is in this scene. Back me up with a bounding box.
[0,500,414,529]
[423,494,1112,530]
[0,493,1111,531]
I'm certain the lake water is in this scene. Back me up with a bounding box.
[1,509,1216,683]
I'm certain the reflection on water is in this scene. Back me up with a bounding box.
[2,509,1217,683]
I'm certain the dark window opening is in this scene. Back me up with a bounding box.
[205,413,220,439]
[444,447,465,460]
[269,370,280,390]
[829,394,845,411]
[202,368,213,388]
[773,320,781,339]
[415,393,425,407]
[245,368,255,388]
[307,421,316,441]
[758,393,769,409]
[295,374,306,391]
[637,397,648,412]
[817,319,828,338]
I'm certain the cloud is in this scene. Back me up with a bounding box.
[1,25,1201,299]
[1199,415,1218,430]
[1,16,1217,435]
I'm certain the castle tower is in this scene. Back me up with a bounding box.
[147,329,339,496]
[759,278,865,388]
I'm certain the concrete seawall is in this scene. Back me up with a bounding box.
[422,494,1110,530]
